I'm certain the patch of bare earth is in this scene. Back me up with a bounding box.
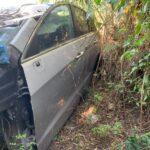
[49,82,150,150]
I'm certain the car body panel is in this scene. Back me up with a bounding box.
[21,32,98,149]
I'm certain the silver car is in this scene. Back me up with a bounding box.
[0,3,100,150]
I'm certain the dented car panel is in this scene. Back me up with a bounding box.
[0,3,100,150]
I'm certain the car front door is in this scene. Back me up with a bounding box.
[21,4,85,150]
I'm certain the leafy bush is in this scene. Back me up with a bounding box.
[118,132,150,150]
[93,92,103,103]
[91,121,123,137]
[112,121,123,135]
[9,134,36,150]
[91,124,111,137]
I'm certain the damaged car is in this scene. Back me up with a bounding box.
[0,3,100,150]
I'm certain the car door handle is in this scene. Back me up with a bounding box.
[33,59,45,72]
[33,60,41,68]
[35,61,41,67]
[75,51,84,60]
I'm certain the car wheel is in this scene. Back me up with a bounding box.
[0,98,36,150]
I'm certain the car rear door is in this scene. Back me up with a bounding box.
[71,6,100,87]
[21,4,85,150]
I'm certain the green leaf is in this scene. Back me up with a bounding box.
[123,35,134,47]
[112,121,123,134]
[135,38,145,46]
[95,0,102,5]
[143,1,150,13]
[135,23,142,34]
[93,92,103,102]
[139,62,146,67]
[125,137,141,150]
[144,95,148,101]
[120,49,137,61]
[141,0,148,3]
[117,0,126,11]
[123,40,130,47]
[130,66,138,75]
[135,40,142,46]
[143,74,149,85]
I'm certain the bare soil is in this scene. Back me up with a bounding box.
[49,81,150,150]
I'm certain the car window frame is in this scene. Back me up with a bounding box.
[71,5,91,37]
[21,4,76,62]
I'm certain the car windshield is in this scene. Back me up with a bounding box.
[0,26,20,45]
[0,26,20,64]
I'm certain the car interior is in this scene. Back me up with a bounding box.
[25,6,74,58]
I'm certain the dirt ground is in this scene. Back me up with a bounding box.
[49,81,150,150]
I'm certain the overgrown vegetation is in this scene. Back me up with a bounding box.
[118,132,150,150]
[91,121,123,137]
[93,0,150,108]
[9,134,36,150]
[94,0,150,148]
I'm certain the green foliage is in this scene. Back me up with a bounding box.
[89,90,104,105]
[128,53,150,106]
[92,121,123,137]
[112,121,123,134]
[10,134,36,150]
[130,53,150,75]
[117,0,126,11]
[107,82,125,95]
[91,124,111,137]
[120,49,137,61]
[93,92,103,103]
[118,132,150,150]
[107,81,115,90]
[95,0,102,5]
[135,23,142,35]
[97,0,150,108]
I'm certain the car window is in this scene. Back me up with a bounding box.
[87,17,96,32]
[0,26,20,45]
[73,7,89,36]
[25,5,74,59]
